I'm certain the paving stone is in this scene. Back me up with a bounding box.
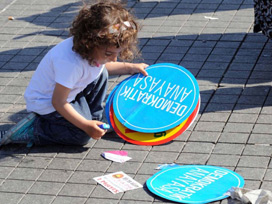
[0,166,14,179]
[224,122,254,133]
[77,160,111,172]
[236,167,266,181]
[243,145,272,156]
[218,132,250,144]
[0,155,24,167]
[90,185,123,199]
[68,171,101,185]
[86,198,119,204]
[213,143,244,155]
[0,192,23,204]
[8,167,42,180]
[207,154,240,167]
[194,121,225,132]
[19,156,52,169]
[0,179,34,193]
[248,133,272,145]
[238,156,270,168]
[107,162,142,174]
[51,196,86,204]
[38,169,73,182]
[261,181,272,192]
[183,142,214,154]
[176,153,210,165]
[19,194,55,204]
[28,181,63,195]
[200,112,230,122]
[59,183,95,197]
[188,131,220,142]
[252,124,272,134]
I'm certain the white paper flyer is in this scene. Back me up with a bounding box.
[93,171,143,194]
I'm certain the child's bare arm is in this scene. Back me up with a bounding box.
[52,83,106,140]
[105,62,148,76]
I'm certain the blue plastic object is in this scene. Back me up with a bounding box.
[98,124,110,130]
[113,63,200,133]
[146,165,244,204]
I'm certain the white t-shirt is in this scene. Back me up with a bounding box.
[24,37,104,115]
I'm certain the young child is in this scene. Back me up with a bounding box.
[0,1,148,146]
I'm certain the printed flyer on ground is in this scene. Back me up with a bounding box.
[93,171,143,194]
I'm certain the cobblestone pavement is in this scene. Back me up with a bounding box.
[0,0,271,203]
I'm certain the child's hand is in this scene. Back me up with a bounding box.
[129,63,149,76]
[84,120,107,140]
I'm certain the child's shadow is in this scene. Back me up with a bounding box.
[0,143,90,158]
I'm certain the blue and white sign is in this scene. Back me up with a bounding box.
[113,63,199,133]
[105,84,120,128]
[146,165,244,203]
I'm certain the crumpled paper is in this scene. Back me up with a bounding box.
[226,187,272,204]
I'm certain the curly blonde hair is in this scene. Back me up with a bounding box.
[70,1,139,64]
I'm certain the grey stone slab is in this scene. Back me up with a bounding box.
[207,154,240,166]
[188,131,220,142]
[176,153,210,165]
[183,142,214,154]
[261,181,272,192]
[51,196,87,204]
[90,185,123,199]
[257,114,272,124]
[59,183,95,197]
[0,86,26,95]
[38,169,73,182]
[86,198,119,204]
[19,156,52,169]
[235,167,266,180]
[137,162,158,175]
[107,162,142,174]
[0,179,33,193]
[19,194,55,204]
[205,103,235,113]
[152,141,185,152]
[145,151,179,163]
[213,143,244,155]
[0,166,14,179]
[200,112,230,122]
[8,167,42,180]
[77,160,111,172]
[219,132,250,144]
[48,158,81,170]
[243,145,272,156]
[224,123,254,133]
[243,180,262,189]
[28,181,63,195]
[0,155,24,167]
[68,171,101,185]
[238,156,270,168]
[252,124,272,134]
[264,169,272,181]
[228,113,258,123]
[0,94,20,103]
[0,192,23,204]
[233,104,262,114]
[248,133,272,145]
[194,121,225,132]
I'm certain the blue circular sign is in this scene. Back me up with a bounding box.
[146,165,244,203]
[105,84,120,128]
[113,63,199,133]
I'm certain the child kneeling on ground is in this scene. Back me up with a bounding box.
[0,1,148,146]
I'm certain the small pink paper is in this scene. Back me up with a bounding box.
[101,150,131,163]
[105,150,128,156]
